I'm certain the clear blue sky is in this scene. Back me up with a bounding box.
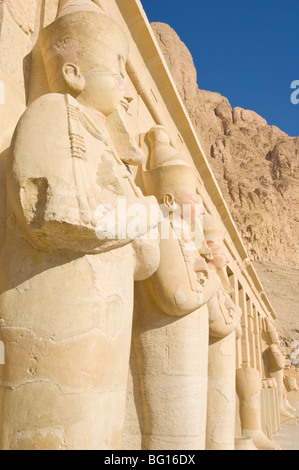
[141,0,299,137]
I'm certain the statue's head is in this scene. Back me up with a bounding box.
[145,126,203,219]
[203,213,228,270]
[264,317,280,345]
[39,0,129,115]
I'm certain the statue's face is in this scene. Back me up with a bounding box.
[174,191,205,248]
[204,234,228,270]
[175,191,204,222]
[77,55,126,115]
[211,242,228,270]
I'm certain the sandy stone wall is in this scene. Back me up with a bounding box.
[0,0,61,244]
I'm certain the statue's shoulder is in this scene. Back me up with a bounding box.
[24,92,68,113]
[31,92,70,109]
[10,94,74,170]
[18,93,67,133]
[12,94,71,153]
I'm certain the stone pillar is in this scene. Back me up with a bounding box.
[0,0,161,450]
[261,380,268,437]
[253,307,263,376]
[124,126,221,450]
[273,379,281,432]
[236,368,280,450]
[133,302,209,450]
[262,318,294,424]
[202,213,242,450]
[206,332,236,450]
[247,299,257,370]
[229,272,242,369]
[239,289,250,367]
[267,379,278,436]
[269,369,295,424]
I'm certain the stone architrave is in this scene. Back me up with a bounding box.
[129,126,221,450]
[0,0,161,450]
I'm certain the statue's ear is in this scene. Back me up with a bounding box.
[62,63,86,93]
[163,193,175,209]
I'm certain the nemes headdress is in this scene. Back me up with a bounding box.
[143,126,199,202]
[39,0,129,90]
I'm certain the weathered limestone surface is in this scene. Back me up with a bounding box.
[236,368,280,450]
[0,0,61,245]
[126,126,221,450]
[0,0,296,451]
[204,214,242,450]
[0,0,160,450]
[261,318,294,422]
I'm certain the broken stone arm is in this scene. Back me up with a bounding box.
[6,96,158,254]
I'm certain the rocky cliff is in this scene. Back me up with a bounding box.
[152,22,299,345]
[152,22,299,269]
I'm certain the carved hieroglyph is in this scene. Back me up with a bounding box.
[0,0,160,450]
[125,126,221,450]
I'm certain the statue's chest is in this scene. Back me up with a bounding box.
[66,97,133,195]
[71,121,133,198]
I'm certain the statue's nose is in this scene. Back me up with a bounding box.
[121,95,134,111]
[124,94,134,104]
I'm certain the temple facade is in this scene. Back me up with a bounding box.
[0,0,297,450]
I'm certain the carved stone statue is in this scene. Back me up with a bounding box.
[203,213,242,450]
[129,126,221,450]
[236,367,281,450]
[0,0,160,450]
[283,376,298,416]
[263,317,294,422]
[284,376,298,395]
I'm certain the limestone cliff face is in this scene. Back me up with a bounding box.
[152,22,299,269]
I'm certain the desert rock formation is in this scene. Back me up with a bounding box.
[152,22,299,270]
